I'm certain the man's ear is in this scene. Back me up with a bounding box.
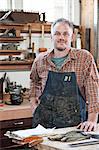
[51,34,52,39]
[51,34,53,42]
[71,33,75,42]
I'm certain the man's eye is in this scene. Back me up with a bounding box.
[63,32,70,36]
[54,32,60,36]
[54,32,70,37]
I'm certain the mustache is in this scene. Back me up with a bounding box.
[57,48,66,51]
[57,39,65,42]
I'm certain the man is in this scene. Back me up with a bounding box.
[29,18,99,131]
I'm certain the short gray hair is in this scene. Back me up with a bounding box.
[51,18,74,35]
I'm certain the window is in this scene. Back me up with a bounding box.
[23,0,68,22]
[23,0,80,24]
[0,0,80,24]
[0,0,7,10]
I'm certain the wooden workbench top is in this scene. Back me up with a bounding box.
[36,125,99,150]
[0,100,32,121]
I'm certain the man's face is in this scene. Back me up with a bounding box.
[51,22,73,51]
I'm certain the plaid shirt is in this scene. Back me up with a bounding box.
[30,48,99,114]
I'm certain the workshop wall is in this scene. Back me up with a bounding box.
[0,33,53,89]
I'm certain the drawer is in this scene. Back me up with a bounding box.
[0,136,15,148]
[0,124,32,138]
[0,137,25,150]
[0,117,32,150]
[0,117,32,129]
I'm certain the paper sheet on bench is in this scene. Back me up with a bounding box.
[5,124,55,140]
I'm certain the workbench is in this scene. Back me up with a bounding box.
[35,125,99,150]
[0,100,32,150]
[1,100,98,150]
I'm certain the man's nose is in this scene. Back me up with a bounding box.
[59,33,65,38]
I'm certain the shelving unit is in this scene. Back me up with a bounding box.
[0,23,24,36]
[0,50,33,71]
[0,23,32,71]
[22,22,51,33]
[0,22,51,71]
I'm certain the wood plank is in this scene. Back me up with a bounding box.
[80,0,87,49]
[22,23,51,33]
[0,23,24,30]
[0,37,24,43]
[0,60,33,71]
[0,65,31,71]
[0,22,51,34]
[80,0,95,54]
[0,100,32,121]
[0,50,25,55]
[89,0,94,56]
[0,60,33,64]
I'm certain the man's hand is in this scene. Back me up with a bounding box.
[77,112,98,132]
[30,97,40,114]
[77,121,97,132]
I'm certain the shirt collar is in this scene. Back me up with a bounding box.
[45,48,77,61]
[69,48,77,60]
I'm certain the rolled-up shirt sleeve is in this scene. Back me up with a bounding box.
[83,54,99,113]
[29,59,42,113]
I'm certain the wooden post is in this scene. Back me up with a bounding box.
[80,0,95,55]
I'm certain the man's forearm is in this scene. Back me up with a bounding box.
[88,112,98,123]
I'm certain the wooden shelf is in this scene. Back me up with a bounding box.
[0,22,51,34]
[0,23,24,29]
[0,22,51,72]
[22,22,51,33]
[0,23,31,71]
[0,50,25,55]
[0,37,24,43]
[0,60,33,64]
[0,60,33,71]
